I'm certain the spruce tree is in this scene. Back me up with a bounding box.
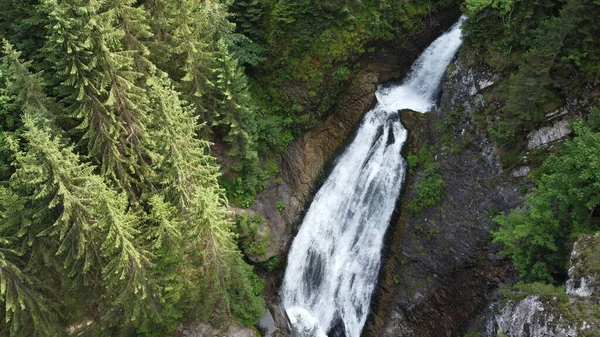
[144,0,258,141]
[1,41,57,124]
[11,115,156,332]
[0,238,57,336]
[146,74,219,211]
[105,0,157,76]
[1,41,158,333]
[138,195,189,334]
[41,0,155,197]
[146,74,264,326]
[186,185,264,324]
[214,39,263,195]
[0,186,58,337]
[230,0,263,40]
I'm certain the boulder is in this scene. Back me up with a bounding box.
[179,323,258,337]
[527,119,572,150]
[490,234,600,337]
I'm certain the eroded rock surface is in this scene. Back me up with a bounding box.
[527,119,572,150]
[366,52,522,337]
[566,234,600,298]
[251,70,379,258]
[251,10,463,260]
[487,234,600,337]
[496,296,577,337]
[179,322,258,337]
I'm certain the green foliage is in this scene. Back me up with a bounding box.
[464,0,516,15]
[276,200,286,213]
[464,0,600,161]
[230,0,264,40]
[493,121,600,282]
[185,187,265,326]
[264,255,282,272]
[0,229,57,336]
[41,0,156,196]
[409,168,445,213]
[435,107,462,133]
[462,330,486,337]
[235,213,271,257]
[407,146,445,213]
[0,33,264,335]
[407,154,419,169]
[499,282,569,304]
[146,74,218,211]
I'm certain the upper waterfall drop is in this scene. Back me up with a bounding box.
[281,17,466,337]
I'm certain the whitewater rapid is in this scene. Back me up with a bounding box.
[281,17,465,337]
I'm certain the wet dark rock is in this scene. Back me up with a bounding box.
[178,322,258,337]
[251,10,463,261]
[365,52,522,337]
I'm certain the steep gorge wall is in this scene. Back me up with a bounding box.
[251,8,462,260]
[364,52,522,337]
[248,9,463,335]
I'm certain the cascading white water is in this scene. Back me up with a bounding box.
[281,17,466,337]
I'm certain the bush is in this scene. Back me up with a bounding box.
[493,121,600,282]
[499,282,568,306]
[409,168,445,212]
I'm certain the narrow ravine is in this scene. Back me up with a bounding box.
[281,18,466,337]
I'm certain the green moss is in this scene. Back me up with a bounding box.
[263,255,283,272]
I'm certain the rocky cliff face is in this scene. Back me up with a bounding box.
[486,234,600,337]
[365,51,522,337]
[251,10,463,336]
[250,11,598,337]
[250,9,462,260]
[366,48,598,337]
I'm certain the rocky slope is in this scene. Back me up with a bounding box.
[486,233,600,337]
[248,9,463,336]
[364,51,523,337]
[250,9,463,262]
[365,48,598,337]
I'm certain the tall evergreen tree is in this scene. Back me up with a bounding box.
[186,185,264,324]
[503,0,585,127]
[0,40,59,133]
[147,74,219,210]
[145,0,259,147]
[41,0,155,197]
[10,114,157,333]
[0,42,159,334]
[230,0,264,40]
[0,235,57,336]
[146,74,264,326]
[214,39,263,193]
[144,0,265,202]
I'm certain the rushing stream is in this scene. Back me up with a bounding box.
[281,17,466,337]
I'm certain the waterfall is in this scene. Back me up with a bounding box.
[281,17,466,337]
